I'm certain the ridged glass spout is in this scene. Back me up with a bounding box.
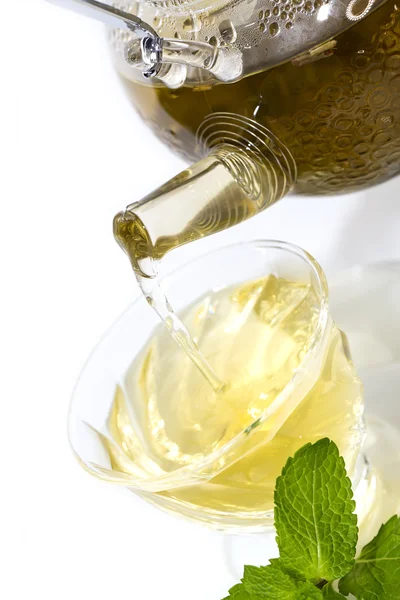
[114,115,296,277]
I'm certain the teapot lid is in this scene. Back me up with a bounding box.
[50,0,387,87]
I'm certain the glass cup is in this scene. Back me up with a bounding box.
[69,240,389,548]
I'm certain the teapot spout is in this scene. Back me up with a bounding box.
[114,116,296,278]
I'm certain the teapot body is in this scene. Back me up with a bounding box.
[113,0,400,195]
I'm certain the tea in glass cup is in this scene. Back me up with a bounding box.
[69,241,376,531]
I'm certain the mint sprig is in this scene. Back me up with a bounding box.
[222,438,399,599]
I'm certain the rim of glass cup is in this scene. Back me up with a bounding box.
[68,240,330,493]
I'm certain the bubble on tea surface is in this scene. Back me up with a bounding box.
[346,0,376,21]
[218,20,237,44]
[182,15,201,32]
[269,22,280,35]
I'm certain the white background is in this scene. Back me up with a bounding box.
[2,1,400,598]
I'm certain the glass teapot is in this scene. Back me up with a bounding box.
[51,0,400,272]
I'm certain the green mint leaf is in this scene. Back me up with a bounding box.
[297,582,324,598]
[222,583,252,599]
[339,515,400,599]
[274,438,358,582]
[322,583,347,598]
[243,561,300,598]
[232,561,324,599]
